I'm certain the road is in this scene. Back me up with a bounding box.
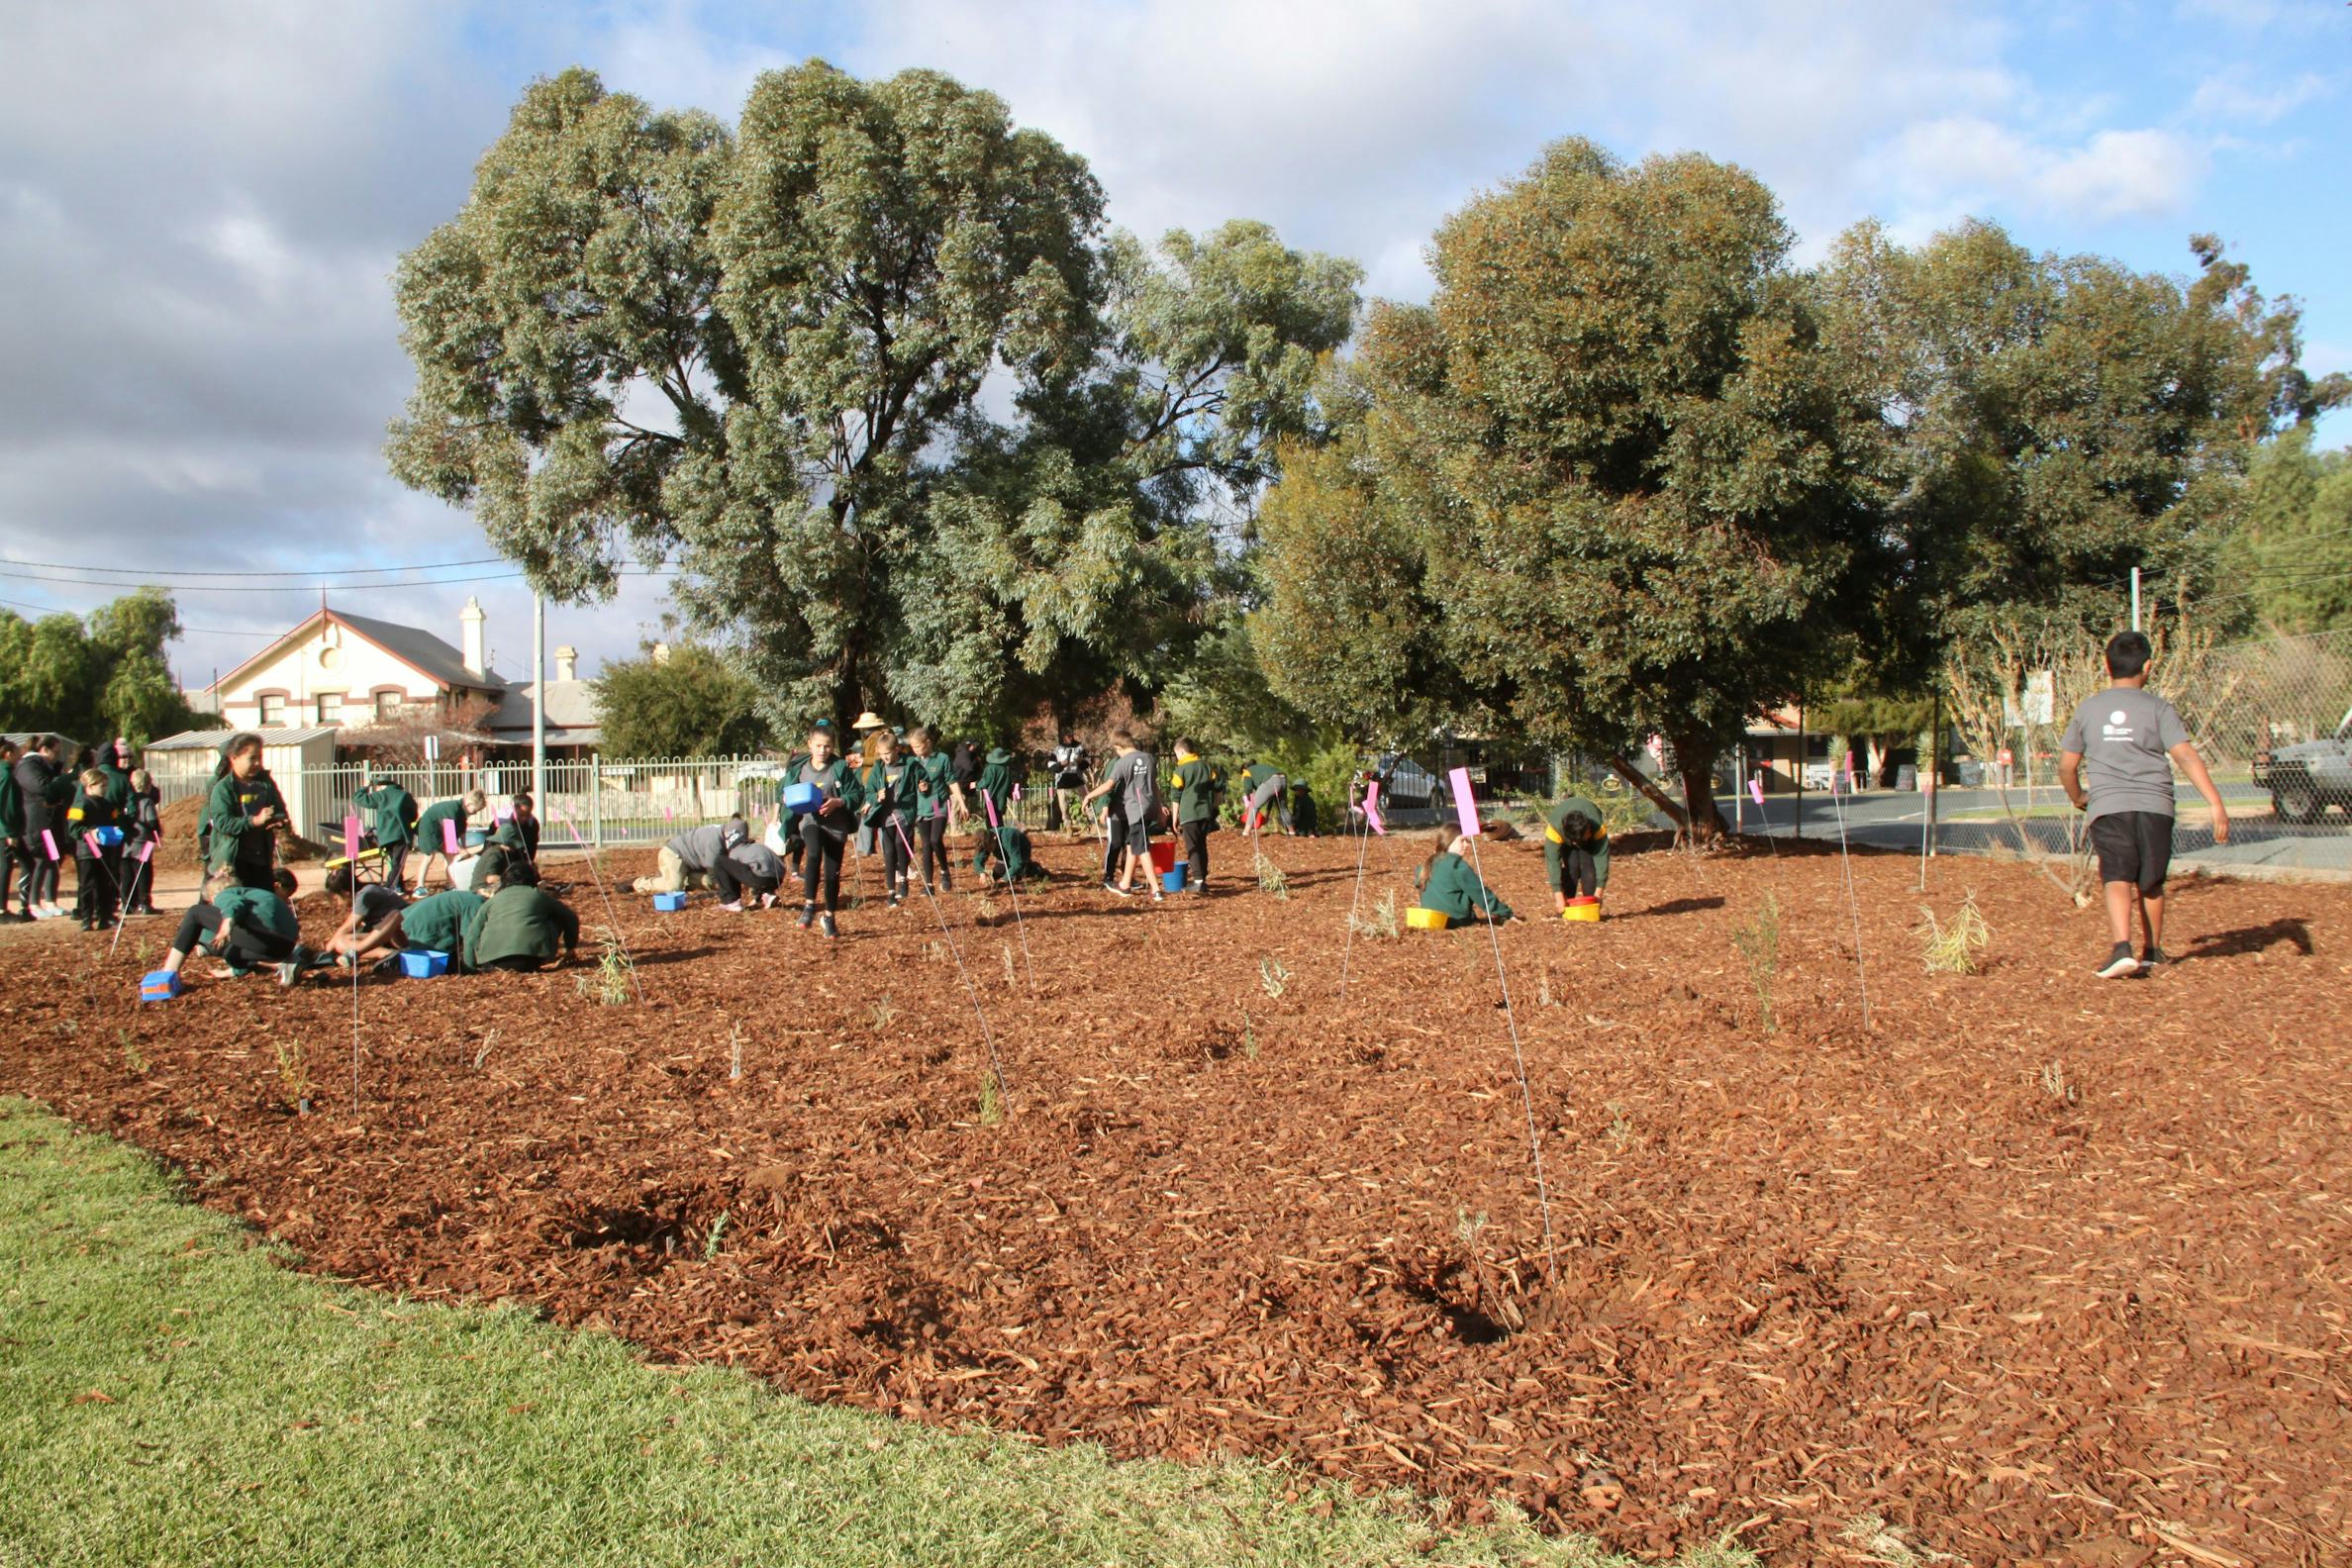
[1717,785,2352,876]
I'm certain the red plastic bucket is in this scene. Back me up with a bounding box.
[1148,839,1178,875]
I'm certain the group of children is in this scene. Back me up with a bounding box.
[3,734,163,928]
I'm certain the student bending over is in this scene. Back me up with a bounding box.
[160,867,311,987]
[458,861,580,973]
[1416,828,1520,925]
[1543,793,1611,911]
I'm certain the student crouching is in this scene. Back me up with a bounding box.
[1416,828,1520,926]
[159,867,311,988]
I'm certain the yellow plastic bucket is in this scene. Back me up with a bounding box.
[1562,897,1602,924]
[1406,906,1450,931]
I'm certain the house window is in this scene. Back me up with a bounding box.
[257,694,285,728]
[375,691,404,721]
[316,693,343,727]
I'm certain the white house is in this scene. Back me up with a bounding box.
[484,643,603,758]
[203,598,506,735]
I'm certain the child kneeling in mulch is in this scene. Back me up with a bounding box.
[1416,827,1520,926]
[459,860,580,974]
[159,867,311,988]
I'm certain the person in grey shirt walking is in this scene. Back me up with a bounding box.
[2058,631,2230,978]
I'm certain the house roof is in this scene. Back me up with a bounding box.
[486,678,601,737]
[147,726,340,751]
[213,607,506,697]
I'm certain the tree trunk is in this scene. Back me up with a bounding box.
[1606,755,1687,830]
[1675,744,1727,841]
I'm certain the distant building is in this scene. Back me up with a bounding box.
[484,644,602,758]
[201,597,506,735]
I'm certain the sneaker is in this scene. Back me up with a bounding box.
[2095,942,2139,979]
[798,903,817,930]
[758,891,777,911]
[1103,881,1131,899]
[275,960,301,988]
[718,901,744,914]
[1150,889,1164,903]
[819,913,838,939]
[2138,947,2169,973]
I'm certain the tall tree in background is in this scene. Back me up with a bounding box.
[0,588,194,745]
[589,644,771,757]
[2223,427,2352,636]
[390,65,1354,741]
[1256,141,1887,833]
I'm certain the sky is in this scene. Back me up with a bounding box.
[1,0,2345,692]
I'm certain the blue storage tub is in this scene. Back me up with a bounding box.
[399,949,450,979]
[1162,863,1188,893]
[782,782,822,814]
[652,891,689,912]
[91,826,125,847]
[138,970,183,1003]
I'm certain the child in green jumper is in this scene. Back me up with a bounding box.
[1415,828,1520,925]
[1543,794,1611,912]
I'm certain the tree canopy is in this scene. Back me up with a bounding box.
[588,643,772,757]
[0,588,197,747]
[391,63,1356,742]
[2222,426,2352,636]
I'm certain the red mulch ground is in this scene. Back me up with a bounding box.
[3,832,2347,1566]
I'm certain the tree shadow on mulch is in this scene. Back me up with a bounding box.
[628,946,720,968]
[1620,896,1726,920]
[2183,919,2313,960]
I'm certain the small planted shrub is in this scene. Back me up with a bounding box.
[1915,893,1992,975]
[1730,891,1783,1036]
[575,928,636,1006]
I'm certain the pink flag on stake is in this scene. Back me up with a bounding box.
[343,815,361,861]
[1011,783,1023,802]
[442,818,462,855]
[137,839,154,863]
[1447,767,1481,839]
[1750,774,1767,809]
[1843,751,1857,790]
[42,829,58,861]
[982,790,1000,829]
[1363,780,1386,835]
[663,805,674,822]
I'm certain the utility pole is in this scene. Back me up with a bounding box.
[532,592,547,814]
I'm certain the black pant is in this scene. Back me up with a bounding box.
[799,818,844,911]
[708,855,754,905]
[175,903,296,968]
[1558,846,1598,899]
[916,815,950,890]
[1100,816,1126,883]
[76,850,122,927]
[380,842,409,891]
[0,840,18,912]
[877,816,911,895]
[17,836,59,908]
[1180,818,1211,889]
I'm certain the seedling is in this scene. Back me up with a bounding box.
[703,1212,730,1260]
[1255,851,1289,901]
[1240,1008,1259,1061]
[119,1030,146,1076]
[1454,1206,1489,1245]
[978,1071,1004,1127]
[2039,1058,2079,1106]
[1730,892,1783,1036]
[1258,955,1291,1000]
[728,1025,743,1081]
[574,928,636,1007]
[1348,888,1400,940]
[275,1038,313,1113]
[1001,943,1017,986]
[1914,892,1992,976]
[870,998,899,1030]
[1605,1100,1632,1148]
[472,1029,499,1070]
[1537,965,1558,1009]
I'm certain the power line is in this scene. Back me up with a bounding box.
[0,566,679,594]
[0,553,510,578]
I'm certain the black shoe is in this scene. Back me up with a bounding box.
[819,913,838,939]
[1103,881,1131,899]
[2095,941,2139,979]
[2138,947,2169,973]
[798,903,817,930]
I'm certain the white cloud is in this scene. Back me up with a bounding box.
[1871,116,2205,228]
[2188,65,2333,124]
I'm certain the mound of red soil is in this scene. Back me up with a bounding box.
[3,834,2347,1565]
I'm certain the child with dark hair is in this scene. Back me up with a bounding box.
[1543,792,1611,911]
[122,767,162,916]
[458,860,580,973]
[159,866,311,987]
[202,734,286,891]
[1084,732,1160,900]
[906,727,958,895]
[12,735,69,919]
[711,840,786,914]
[970,744,1021,884]
[318,874,412,970]
[1171,738,1219,893]
[859,728,920,908]
[353,773,420,892]
[0,737,22,924]
[509,793,541,859]
[66,767,124,931]
[2059,630,2231,978]
[792,724,862,937]
[1416,827,1519,925]
[412,788,484,894]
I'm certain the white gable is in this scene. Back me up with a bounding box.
[213,617,445,731]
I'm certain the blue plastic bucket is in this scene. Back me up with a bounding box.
[399,949,449,979]
[652,891,688,912]
[1162,864,1188,893]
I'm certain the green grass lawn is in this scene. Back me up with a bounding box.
[0,1098,1754,1568]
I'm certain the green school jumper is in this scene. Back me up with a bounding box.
[1418,851,1514,924]
[1542,797,1611,892]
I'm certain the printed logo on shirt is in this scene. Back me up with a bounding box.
[2102,708,2136,740]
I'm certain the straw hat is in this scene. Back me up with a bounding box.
[850,711,886,732]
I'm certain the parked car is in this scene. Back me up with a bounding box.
[2253,705,2352,823]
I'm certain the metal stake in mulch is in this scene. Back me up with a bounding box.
[977,791,1035,990]
[893,817,1010,1113]
[1448,766,1557,1281]
[1337,778,1385,999]
[343,815,363,1111]
[552,808,644,1005]
[106,840,154,960]
[1827,754,1874,1030]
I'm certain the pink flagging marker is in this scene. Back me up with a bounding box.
[1010,783,1022,802]
[982,791,1000,830]
[137,839,154,863]
[1363,780,1386,835]
[1750,775,1767,809]
[42,829,58,861]
[343,815,361,860]
[442,818,462,855]
[1448,768,1481,839]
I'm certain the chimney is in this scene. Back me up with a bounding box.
[554,644,578,683]
[460,597,487,677]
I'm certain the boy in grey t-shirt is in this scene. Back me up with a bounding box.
[2058,631,2231,978]
[1083,731,1162,901]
